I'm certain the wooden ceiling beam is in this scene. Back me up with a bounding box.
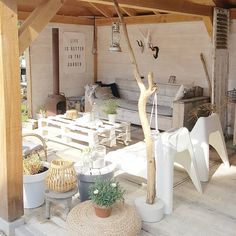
[153,10,160,15]
[18,11,94,25]
[88,2,113,17]
[121,7,136,16]
[18,0,65,55]
[95,14,202,26]
[230,8,236,18]
[78,0,212,16]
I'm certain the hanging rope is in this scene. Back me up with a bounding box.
[149,91,159,136]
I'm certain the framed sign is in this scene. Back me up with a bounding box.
[63,32,85,74]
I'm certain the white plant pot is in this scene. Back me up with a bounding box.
[23,166,48,209]
[108,114,116,123]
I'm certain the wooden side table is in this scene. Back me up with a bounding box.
[44,186,78,219]
[66,201,141,236]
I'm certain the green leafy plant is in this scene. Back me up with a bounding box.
[21,104,28,122]
[36,105,47,118]
[89,178,125,207]
[23,154,44,175]
[102,99,118,114]
[37,105,47,115]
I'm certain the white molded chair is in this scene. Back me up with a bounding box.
[155,127,202,214]
[190,113,230,182]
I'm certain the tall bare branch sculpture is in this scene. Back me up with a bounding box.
[113,0,157,204]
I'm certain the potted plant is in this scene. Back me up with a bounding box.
[23,154,49,208]
[89,178,125,218]
[76,147,115,202]
[102,99,118,123]
[36,105,47,119]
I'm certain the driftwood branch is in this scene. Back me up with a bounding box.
[200,53,212,98]
[113,0,157,204]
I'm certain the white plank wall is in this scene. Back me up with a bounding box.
[27,20,236,134]
[29,23,94,116]
[97,21,212,88]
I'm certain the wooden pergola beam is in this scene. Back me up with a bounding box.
[121,7,136,16]
[78,0,213,16]
[230,8,236,18]
[89,2,113,17]
[18,11,94,25]
[95,14,202,26]
[203,16,213,38]
[0,0,23,222]
[153,10,160,15]
[18,0,65,55]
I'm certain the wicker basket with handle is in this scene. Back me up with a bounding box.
[45,159,77,192]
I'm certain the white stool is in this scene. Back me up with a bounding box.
[155,127,202,214]
[190,113,230,182]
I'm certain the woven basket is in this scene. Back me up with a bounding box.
[45,160,77,192]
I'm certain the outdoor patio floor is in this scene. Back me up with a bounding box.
[15,125,236,236]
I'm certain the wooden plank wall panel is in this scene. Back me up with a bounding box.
[97,22,212,88]
[212,8,229,132]
[29,24,94,116]
[0,0,23,221]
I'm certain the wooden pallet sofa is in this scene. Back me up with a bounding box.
[85,78,210,131]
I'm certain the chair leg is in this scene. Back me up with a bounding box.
[175,151,202,193]
[192,141,209,182]
[209,131,230,168]
[155,139,174,215]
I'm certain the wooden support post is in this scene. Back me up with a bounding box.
[93,19,98,82]
[0,0,23,221]
[212,8,229,132]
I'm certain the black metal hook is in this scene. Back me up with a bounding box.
[136,40,143,48]
[152,46,159,59]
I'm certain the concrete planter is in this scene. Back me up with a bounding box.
[23,164,48,209]
[78,171,114,202]
[77,163,116,202]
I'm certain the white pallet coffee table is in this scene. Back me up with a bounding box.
[38,114,131,148]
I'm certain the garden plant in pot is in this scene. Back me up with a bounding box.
[36,105,47,119]
[76,146,116,202]
[89,178,125,218]
[23,154,48,208]
[102,99,118,123]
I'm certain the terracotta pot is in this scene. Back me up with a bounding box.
[94,205,112,218]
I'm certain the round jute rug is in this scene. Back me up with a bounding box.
[66,201,141,236]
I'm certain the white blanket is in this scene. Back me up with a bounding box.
[105,141,147,179]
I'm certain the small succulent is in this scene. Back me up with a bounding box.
[23,154,44,175]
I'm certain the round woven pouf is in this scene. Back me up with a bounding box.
[66,201,141,236]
